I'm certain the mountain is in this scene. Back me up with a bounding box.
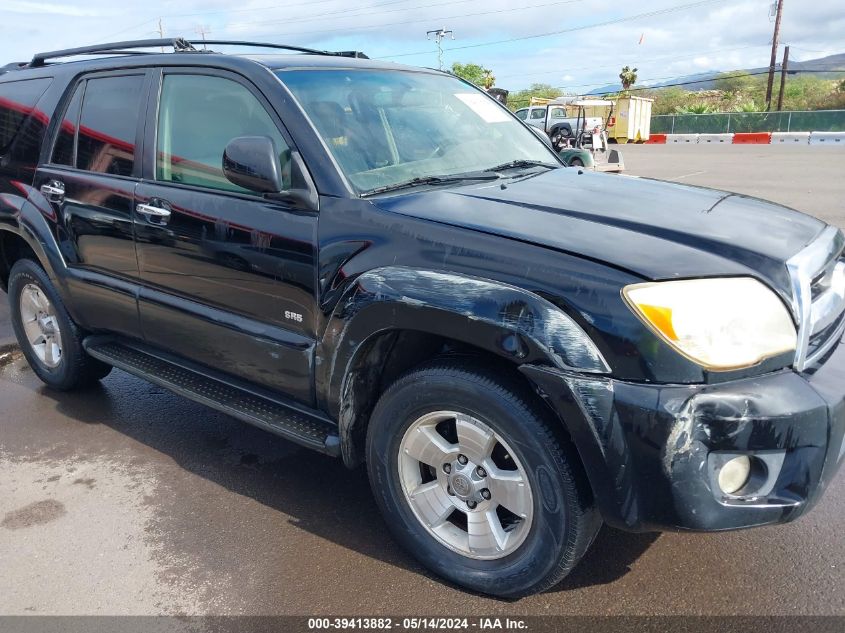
[586,52,845,95]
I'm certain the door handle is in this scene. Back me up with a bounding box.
[40,181,65,203]
[136,203,172,220]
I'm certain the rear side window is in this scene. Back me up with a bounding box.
[76,75,144,177]
[0,78,52,154]
[155,74,290,193]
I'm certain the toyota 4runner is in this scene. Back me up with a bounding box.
[1,38,844,598]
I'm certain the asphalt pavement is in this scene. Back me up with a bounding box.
[0,296,13,350]
[0,144,844,617]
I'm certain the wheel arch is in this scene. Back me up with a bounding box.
[0,185,68,294]
[317,267,610,467]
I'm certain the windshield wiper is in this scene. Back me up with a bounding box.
[484,159,557,173]
[361,171,500,197]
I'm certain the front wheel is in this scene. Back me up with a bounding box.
[366,361,600,598]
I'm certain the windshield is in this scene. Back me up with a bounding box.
[276,69,558,194]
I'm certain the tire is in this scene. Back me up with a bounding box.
[8,258,112,390]
[550,127,571,152]
[366,360,600,598]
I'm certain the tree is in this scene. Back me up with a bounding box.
[451,62,494,87]
[619,66,638,90]
[714,70,757,93]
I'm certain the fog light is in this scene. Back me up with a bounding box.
[718,455,751,494]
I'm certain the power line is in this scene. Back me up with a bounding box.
[221,0,468,31]
[99,0,422,40]
[227,0,587,42]
[495,44,767,82]
[379,0,728,59]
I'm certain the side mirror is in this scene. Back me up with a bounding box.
[223,136,318,211]
[223,136,283,194]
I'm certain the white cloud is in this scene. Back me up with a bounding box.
[0,0,842,91]
[2,1,103,17]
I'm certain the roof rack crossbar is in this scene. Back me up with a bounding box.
[187,40,369,59]
[30,38,197,67]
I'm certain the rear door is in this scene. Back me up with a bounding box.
[134,68,318,405]
[35,70,151,337]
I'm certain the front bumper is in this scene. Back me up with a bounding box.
[522,340,845,532]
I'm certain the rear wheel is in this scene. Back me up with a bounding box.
[8,259,112,390]
[366,361,600,598]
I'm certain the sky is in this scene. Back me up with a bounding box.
[2,0,843,92]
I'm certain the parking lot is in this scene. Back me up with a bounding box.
[1,144,844,617]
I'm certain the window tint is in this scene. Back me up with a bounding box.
[77,75,143,177]
[530,108,546,120]
[515,109,528,121]
[0,78,52,153]
[156,74,290,193]
[52,83,83,166]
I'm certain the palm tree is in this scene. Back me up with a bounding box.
[482,69,496,90]
[619,66,638,91]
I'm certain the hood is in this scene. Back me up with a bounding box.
[372,168,825,298]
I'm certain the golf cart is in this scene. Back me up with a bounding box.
[557,99,624,173]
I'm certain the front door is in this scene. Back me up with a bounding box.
[134,69,318,405]
[35,70,150,338]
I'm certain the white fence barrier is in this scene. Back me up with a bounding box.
[666,134,698,144]
[809,131,845,145]
[697,133,734,144]
[771,132,810,144]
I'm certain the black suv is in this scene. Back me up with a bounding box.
[1,39,844,598]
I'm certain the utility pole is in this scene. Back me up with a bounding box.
[765,0,784,110]
[776,45,790,111]
[196,25,211,50]
[426,27,454,71]
[157,18,165,52]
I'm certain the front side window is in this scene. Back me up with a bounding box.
[278,69,556,194]
[156,74,290,193]
[514,109,528,121]
[530,108,546,120]
[76,75,144,176]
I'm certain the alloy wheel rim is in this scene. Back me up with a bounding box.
[398,411,534,560]
[19,284,63,368]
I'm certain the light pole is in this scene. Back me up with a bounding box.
[426,27,454,71]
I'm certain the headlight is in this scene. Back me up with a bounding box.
[623,277,797,371]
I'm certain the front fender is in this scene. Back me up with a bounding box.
[317,267,610,419]
[0,182,69,295]
[558,148,594,168]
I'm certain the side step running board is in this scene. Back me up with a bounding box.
[83,337,341,457]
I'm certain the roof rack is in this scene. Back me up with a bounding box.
[24,38,368,69]
[187,40,368,59]
[29,38,197,67]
